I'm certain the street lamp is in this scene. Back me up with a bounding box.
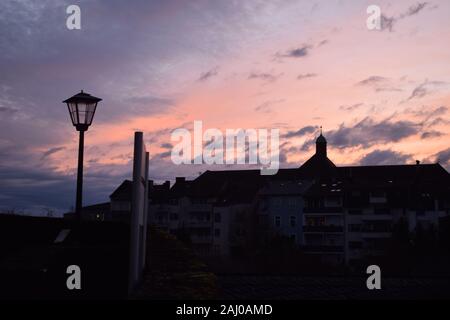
[63,90,102,220]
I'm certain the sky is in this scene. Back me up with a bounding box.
[0,0,449,215]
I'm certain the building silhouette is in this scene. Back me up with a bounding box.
[67,133,450,267]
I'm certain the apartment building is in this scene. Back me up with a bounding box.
[256,180,311,246]
[67,132,450,266]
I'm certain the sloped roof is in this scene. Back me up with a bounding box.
[298,153,337,178]
[187,170,265,204]
[109,180,132,201]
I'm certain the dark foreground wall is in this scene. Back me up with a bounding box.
[0,214,129,299]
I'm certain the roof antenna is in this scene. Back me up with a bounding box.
[320,126,323,135]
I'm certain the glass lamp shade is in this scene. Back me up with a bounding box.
[63,90,102,131]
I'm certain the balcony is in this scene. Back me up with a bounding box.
[303,225,343,233]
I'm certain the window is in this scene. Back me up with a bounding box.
[290,234,296,242]
[348,209,362,215]
[290,216,296,227]
[215,212,221,223]
[215,228,221,237]
[169,213,178,221]
[306,216,325,226]
[325,196,342,207]
[157,212,168,222]
[274,216,281,227]
[289,198,297,207]
[348,224,362,232]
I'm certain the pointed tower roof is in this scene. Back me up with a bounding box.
[298,127,336,178]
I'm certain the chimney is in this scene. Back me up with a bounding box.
[416,160,420,165]
[164,180,170,190]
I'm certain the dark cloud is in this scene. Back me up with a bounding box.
[356,76,403,93]
[356,76,389,86]
[381,2,431,32]
[160,142,173,149]
[406,106,448,119]
[0,106,18,114]
[425,148,450,171]
[359,149,412,166]
[254,99,284,113]
[420,131,444,139]
[197,67,219,82]
[284,46,309,58]
[0,163,129,215]
[301,117,419,150]
[248,72,283,82]
[406,105,449,127]
[339,103,363,111]
[274,45,311,60]
[427,105,448,117]
[41,146,65,160]
[406,80,447,101]
[282,126,318,139]
[406,2,429,16]
[375,87,403,92]
[297,73,317,80]
[427,117,450,127]
[155,150,172,159]
[435,148,450,166]
[110,153,132,161]
[275,39,328,60]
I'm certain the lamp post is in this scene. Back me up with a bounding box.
[63,90,102,220]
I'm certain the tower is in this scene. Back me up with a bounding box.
[316,126,327,157]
